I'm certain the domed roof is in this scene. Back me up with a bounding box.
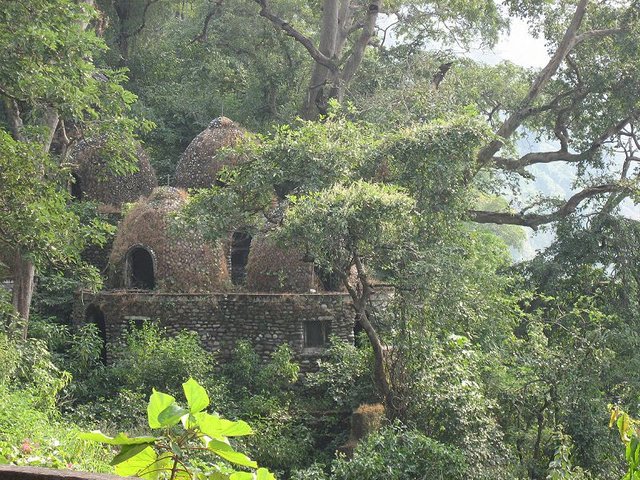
[175,117,246,189]
[70,139,157,207]
[245,234,320,293]
[107,187,228,292]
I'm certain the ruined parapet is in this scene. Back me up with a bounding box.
[175,117,246,189]
[70,139,157,208]
[107,187,229,292]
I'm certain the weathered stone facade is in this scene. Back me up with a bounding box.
[73,291,356,371]
[71,117,380,369]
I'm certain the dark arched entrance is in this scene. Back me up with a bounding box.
[85,304,107,364]
[71,173,83,200]
[230,231,252,286]
[126,246,155,289]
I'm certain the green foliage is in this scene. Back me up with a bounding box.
[107,322,217,395]
[279,180,417,276]
[610,406,640,480]
[546,431,590,480]
[0,331,70,412]
[223,341,299,399]
[67,323,225,433]
[0,130,109,271]
[82,378,274,480]
[305,336,378,411]
[327,422,468,480]
[0,385,112,472]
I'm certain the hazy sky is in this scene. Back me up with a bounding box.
[472,18,550,68]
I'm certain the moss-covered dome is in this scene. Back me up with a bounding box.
[174,117,245,189]
[70,139,157,207]
[244,234,321,293]
[107,187,228,292]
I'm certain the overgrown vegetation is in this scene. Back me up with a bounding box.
[2,0,640,479]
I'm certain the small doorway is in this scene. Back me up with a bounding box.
[230,231,252,286]
[71,173,83,200]
[126,246,155,289]
[85,304,107,364]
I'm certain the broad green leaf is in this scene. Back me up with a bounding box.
[256,468,276,480]
[229,473,253,480]
[196,412,253,438]
[79,431,157,446]
[158,403,189,427]
[148,390,176,429]
[115,446,159,479]
[111,443,152,466]
[183,378,209,413]
[208,438,257,468]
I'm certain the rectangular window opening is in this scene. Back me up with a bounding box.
[304,320,330,348]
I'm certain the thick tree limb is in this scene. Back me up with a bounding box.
[468,184,624,229]
[254,0,338,72]
[340,0,381,86]
[2,97,26,142]
[191,0,224,43]
[574,28,626,46]
[477,0,589,165]
[494,114,638,171]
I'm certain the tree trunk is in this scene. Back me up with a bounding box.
[11,251,35,339]
[301,0,339,119]
[342,254,395,412]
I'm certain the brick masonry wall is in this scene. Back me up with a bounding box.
[73,291,356,371]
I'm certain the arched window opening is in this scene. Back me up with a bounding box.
[231,231,252,286]
[71,173,83,200]
[85,304,107,364]
[126,246,155,289]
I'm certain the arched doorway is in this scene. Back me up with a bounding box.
[125,246,155,289]
[85,304,107,364]
[230,231,252,286]
[71,173,83,200]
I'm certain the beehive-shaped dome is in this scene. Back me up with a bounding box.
[175,117,245,189]
[245,234,320,293]
[70,139,157,207]
[108,187,228,292]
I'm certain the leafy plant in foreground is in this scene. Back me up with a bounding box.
[81,378,274,480]
[609,406,640,480]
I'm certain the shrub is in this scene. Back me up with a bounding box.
[329,422,468,480]
[223,340,299,399]
[304,335,378,410]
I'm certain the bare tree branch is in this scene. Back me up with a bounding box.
[191,0,224,43]
[477,0,589,165]
[574,28,627,46]
[494,114,638,170]
[253,0,338,72]
[120,0,160,40]
[468,184,625,229]
[340,0,381,85]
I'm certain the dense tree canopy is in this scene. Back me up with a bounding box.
[1,0,640,478]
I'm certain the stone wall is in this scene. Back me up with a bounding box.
[73,291,356,371]
[0,465,129,480]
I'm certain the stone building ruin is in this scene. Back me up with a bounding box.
[74,117,362,370]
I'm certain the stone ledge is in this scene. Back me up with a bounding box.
[0,465,137,480]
